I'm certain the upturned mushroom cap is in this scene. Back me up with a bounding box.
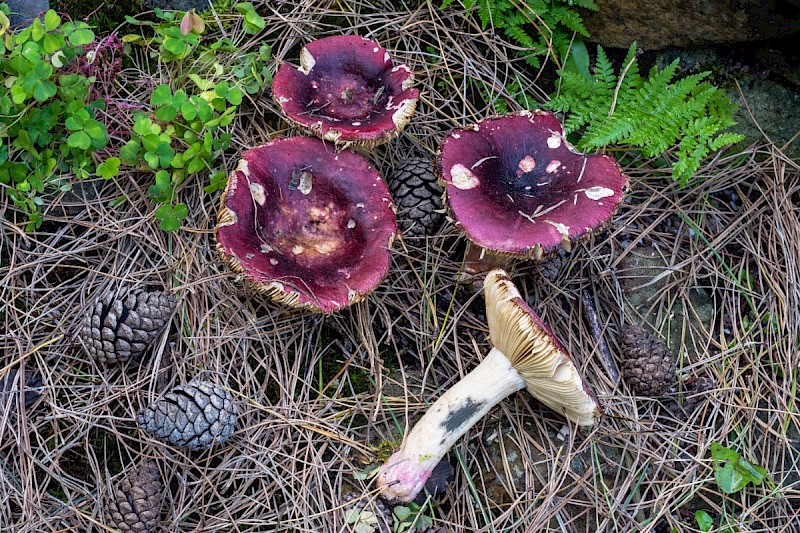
[484,269,601,426]
[216,136,397,313]
[440,110,628,259]
[272,35,419,147]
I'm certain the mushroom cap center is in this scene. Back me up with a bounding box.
[307,70,387,121]
[463,145,577,214]
[262,179,364,268]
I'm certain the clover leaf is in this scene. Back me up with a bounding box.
[710,442,768,494]
[96,157,120,179]
[154,203,188,232]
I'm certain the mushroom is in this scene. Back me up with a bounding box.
[376,269,600,502]
[216,136,397,313]
[272,35,419,148]
[439,110,628,271]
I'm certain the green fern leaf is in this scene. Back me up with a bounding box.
[570,0,599,10]
[710,132,745,151]
[549,6,590,36]
[545,40,743,184]
[505,21,536,49]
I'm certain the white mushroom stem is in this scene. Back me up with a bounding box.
[376,269,601,503]
[376,347,525,502]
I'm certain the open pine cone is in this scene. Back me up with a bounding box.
[137,379,238,450]
[389,156,443,238]
[620,324,676,396]
[104,460,162,533]
[83,286,176,364]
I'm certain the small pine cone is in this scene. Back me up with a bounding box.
[620,324,676,395]
[83,286,176,364]
[105,460,162,533]
[535,247,567,282]
[137,379,238,450]
[389,157,443,238]
[342,491,392,533]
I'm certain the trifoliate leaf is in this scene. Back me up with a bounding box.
[150,84,173,106]
[180,9,205,36]
[67,130,91,150]
[155,105,178,122]
[96,157,120,179]
[695,510,713,532]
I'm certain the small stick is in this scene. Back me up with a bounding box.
[581,293,620,384]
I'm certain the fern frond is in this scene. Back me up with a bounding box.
[471,0,508,29]
[545,41,744,184]
[549,6,590,36]
[580,113,635,149]
[505,21,536,49]
[569,0,599,10]
[710,132,745,151]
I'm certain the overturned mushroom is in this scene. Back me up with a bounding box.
[377,269,600,502]
[439,111,628,270]
[272,35,419,147]
[216,136,397,313]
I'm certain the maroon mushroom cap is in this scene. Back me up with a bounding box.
[440,111,629,259]
[272,35,419,147]
[216,136,397,313]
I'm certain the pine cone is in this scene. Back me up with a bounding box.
[620,324,676,395]
[342,491,392,533]
[535,247,568,282]
[83,286,176,364]
[137,379,238,450]
[389,157,443,238]
[105,460,162,533]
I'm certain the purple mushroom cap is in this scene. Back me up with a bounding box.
[272,35,419,147]
[440,111,629,258]
[216,136,397,313]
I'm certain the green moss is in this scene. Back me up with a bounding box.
[316,346,374,396]
[54,0,143,34]
[373,439,401,462]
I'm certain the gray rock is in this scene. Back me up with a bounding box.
[619,246,716,360]
[6,0,49,28]
[581,0,800,50]
[143,0,211,12]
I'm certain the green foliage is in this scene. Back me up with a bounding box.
[691,509,740,533]
[546,43,745,185]
[0,7,118,230]
[234,2,267,34]
[393,502,433,533]
[121,4,271,231]
[695,510,714,532]
[118,82,237,231]
[710,442,768,495]
[441,0,597,74]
